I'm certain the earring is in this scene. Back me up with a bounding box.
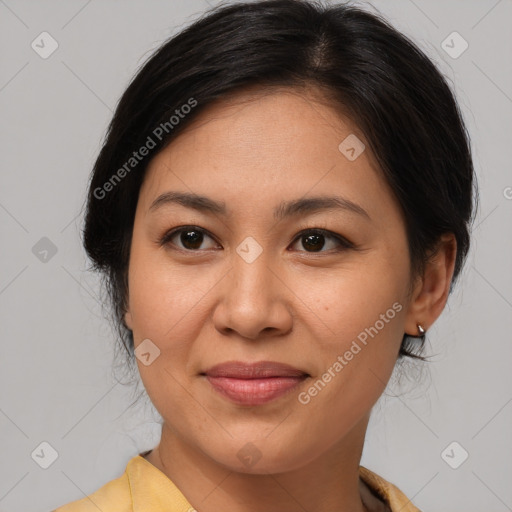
[417,324,426,336]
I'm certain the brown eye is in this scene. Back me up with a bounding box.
[178,229,205,250]
[301,232,325,252]
[161,226,218,251]
[291,229,352,253]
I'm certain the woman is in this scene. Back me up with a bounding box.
[54,0,477,510]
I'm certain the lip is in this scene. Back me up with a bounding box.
[202,361,309,405]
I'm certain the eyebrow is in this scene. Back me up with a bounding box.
[148,191,371,221]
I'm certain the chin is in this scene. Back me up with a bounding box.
[203,436,318,476]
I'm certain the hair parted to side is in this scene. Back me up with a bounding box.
[81,0,477,376]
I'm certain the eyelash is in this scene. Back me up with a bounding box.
[158,223,355,254]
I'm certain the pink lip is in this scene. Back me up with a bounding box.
[203,361,308,405]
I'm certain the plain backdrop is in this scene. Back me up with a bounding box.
[1,1,511,511]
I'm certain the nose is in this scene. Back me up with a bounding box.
[212,249,293,341]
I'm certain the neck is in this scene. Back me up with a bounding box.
[145,416,373,512]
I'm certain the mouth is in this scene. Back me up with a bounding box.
[201,360,309,406]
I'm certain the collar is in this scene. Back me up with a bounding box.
[127,454,421,512]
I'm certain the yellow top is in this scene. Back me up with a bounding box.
[53,454,421,512]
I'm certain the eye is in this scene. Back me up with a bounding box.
[159,225,354,254]
[290,228,353,253]
[160,226,219,252]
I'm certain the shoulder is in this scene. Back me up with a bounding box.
[52,453,194,512]
[359,466,422,512]
[52,463,132,512]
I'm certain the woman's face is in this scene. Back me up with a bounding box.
[124,87,419,473]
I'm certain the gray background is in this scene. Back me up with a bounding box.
[1,0,511,511]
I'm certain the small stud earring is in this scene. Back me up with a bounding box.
[417,324,426,336]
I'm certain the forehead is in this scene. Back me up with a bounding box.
[161,86,359,160]
[139,87,398,224]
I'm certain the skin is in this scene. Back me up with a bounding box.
[124,86,456,512]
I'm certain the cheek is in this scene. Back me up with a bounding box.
[126,249,205,410]
[126,244,228,403]
[293,280,405,448]
[127,245,210,340]
[291,261,406,351]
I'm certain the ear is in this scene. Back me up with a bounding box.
[404,233,457,336]
[123,308,133,331]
